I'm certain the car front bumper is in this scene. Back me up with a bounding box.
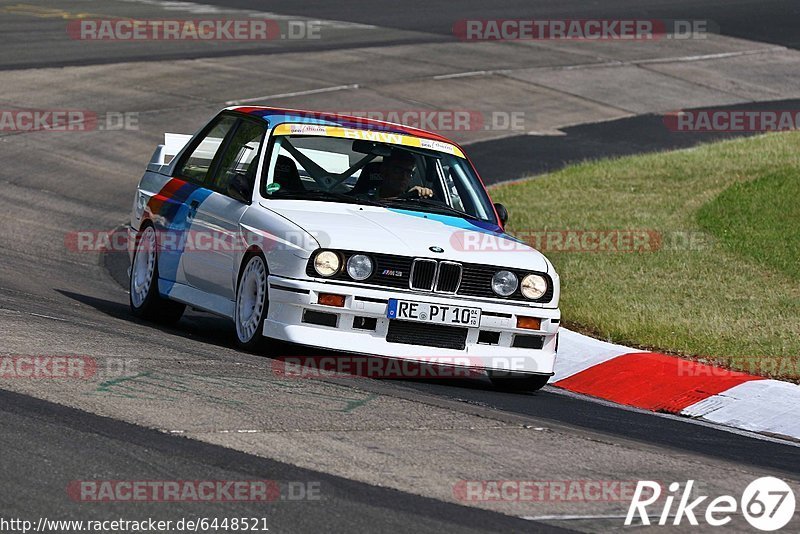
[263,275,559,375]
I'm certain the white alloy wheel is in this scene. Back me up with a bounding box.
[236,255,268,344]
[129,224,185,323]
[130,225,157,309]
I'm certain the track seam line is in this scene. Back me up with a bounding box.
[226,84,360,105]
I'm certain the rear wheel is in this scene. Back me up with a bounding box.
[129,224,185,324]
[235,253,270,352]
[488,372,551,392]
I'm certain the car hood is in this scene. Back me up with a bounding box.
[260,200,550,273]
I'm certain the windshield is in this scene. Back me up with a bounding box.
[259,128,498,224]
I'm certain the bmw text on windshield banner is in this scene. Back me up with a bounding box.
[271,123,466,158]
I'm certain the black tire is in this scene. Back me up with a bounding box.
[234,252,272,353]
[129,223,185,324]
[488,372,551,392]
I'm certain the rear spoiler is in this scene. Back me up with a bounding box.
[147,133,192,174]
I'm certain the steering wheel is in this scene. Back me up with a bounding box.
[398,188,420,199]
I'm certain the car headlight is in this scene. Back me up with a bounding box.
[313,250,341,277]
[346,254,373,281]
[521,274,548,300]
[491,270,518,296]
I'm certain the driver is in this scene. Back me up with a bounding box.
[377,149,434,199]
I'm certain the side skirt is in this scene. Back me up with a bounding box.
[158,279,234,319]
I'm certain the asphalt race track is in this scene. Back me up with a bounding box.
[211,0,800,49]
[1,1,799,532]
[0,388,557,533]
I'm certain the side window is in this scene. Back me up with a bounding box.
[441,164,466,212]
[176,115,237,183]
[208,119,267,193]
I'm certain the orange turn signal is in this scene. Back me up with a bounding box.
[318,293,346,307]
[516,316,541,330]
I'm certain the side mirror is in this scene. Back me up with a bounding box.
[227,172,252,204]
[494,203,509,226]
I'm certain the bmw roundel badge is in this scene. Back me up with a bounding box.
[429,246,444,253]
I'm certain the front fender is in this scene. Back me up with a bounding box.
[237,206,320,281]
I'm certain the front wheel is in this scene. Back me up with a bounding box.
[488,372,551,392]
[235,253,270,352]
[129,224,185,324]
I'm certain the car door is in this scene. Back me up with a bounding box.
[180,116,267,303]
[156,114,238,295]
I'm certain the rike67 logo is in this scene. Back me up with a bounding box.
[626,478,796,530]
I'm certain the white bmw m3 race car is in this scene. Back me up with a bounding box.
[128,107,560,390]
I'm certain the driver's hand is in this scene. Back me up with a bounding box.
[407,185,434,198]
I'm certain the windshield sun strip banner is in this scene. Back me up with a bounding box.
[272,123,465,159]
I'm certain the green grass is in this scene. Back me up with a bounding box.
[491,132,800,380]
[697,172,800,281]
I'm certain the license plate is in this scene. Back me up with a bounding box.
[387,299,481,327]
